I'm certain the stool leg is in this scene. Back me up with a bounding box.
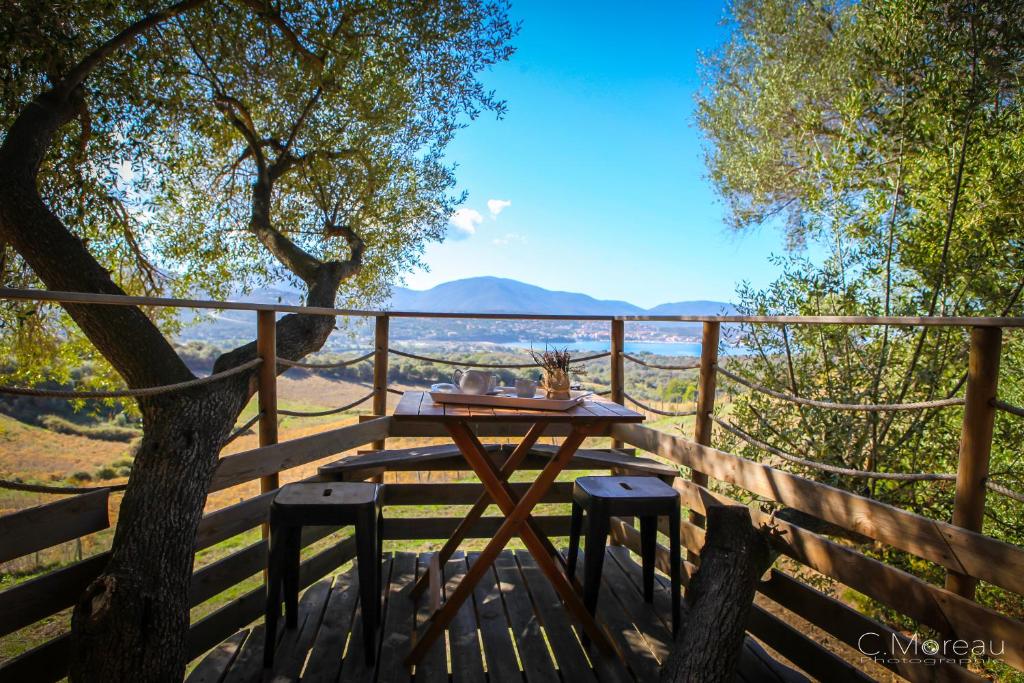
[376,508,384,626]
[264,520,286,668]
[639,515,656,603]
[357,506,379,665]
[567,500,583,580]
[582,511,609,618]
[283,526,300,629]
[669,505,681,636]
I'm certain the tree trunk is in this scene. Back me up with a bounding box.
[659,505,772,683]
[69,383,247,682]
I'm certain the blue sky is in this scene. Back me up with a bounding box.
[402,0,792,309]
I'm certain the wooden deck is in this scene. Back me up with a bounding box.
[188,548,806,683]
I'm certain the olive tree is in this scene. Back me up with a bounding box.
[0,1,514,679]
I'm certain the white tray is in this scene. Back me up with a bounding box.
[429,389,590,411]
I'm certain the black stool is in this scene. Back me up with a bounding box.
[567,475,681,634]
[263,482,383,668]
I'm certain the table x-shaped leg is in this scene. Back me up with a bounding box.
[405,421,616,666]
[410,421,551,599]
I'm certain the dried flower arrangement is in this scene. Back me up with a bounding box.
[529,346,587,375]
[530,346,585,399]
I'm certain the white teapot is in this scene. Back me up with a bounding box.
[452,369,499,395]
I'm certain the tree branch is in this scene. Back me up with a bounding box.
[55,0,211,99]
[235,0,324,73]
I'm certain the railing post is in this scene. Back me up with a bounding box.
[691,321,720,530]
[610,318,625,450]
[372,314,390,451]
[256,310,279,562]
[945,325,1001,599]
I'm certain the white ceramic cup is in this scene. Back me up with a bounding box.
[515,378,538,398]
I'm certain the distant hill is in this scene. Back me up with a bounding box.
[177,277,733,344]
[386,277,647,315]
[645,300,737,316]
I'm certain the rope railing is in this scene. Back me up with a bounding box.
[275,351,374,370]
[388,348,610,369]
[624,393,698,418]
[0,358,263,399]
[386,387,404,395]
[715,365,966,412]
[276,392,374,418]
[709,414,1024,502]
[0,479,127,494]
[223,412,261,445]
[709,415,958,482]
[994,399,1024,419]
[622,353,700,371]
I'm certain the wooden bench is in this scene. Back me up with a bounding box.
[317,444,678,482]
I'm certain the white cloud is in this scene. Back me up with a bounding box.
[487,199,512,218]
[449,208,483,239]
[492,232,526,247]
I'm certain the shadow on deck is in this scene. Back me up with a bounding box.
[188,548,805,683]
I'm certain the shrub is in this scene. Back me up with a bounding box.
[71,471,92,482]
[96,467,117,480]
[40,415,141,442]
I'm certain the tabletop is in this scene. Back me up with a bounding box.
[392,391,645,423]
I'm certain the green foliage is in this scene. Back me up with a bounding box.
[38,415,141,442]
[661,377,696,403]
[701,0,1024,530]
[699,0,1024,641]
[0,0,516,382]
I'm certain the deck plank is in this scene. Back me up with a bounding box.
[445,552,485,683]
[412,553,448,683]
[222,623,273,683]
[514,551,602,683]
[493,552,559,683]
[185,629,247,683]
[608,546,809,683]
[466,552,522,683]
[339,554,394,682]
[192,549,809,683]
[569,550,660,682]
[302,567,361,683]
[270,578,333,682]
[600,550,672,664]
[376,552,417,683]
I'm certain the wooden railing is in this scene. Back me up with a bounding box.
[1,288,1023,682]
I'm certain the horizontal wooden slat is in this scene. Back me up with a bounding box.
[0,489,284,638]
[0,528,356,683]
[194,492,275,549]
[0,490,109,564]
[612,423,1024,596]
[0,630,71,683]
[759,569,984,683]
[210,418,391,491]
[383,482,573,505]
[382,515,572,539]
[383,420,576,438]
[666,485,983,683]
[0,554,106,638]
[671,478,1023,672]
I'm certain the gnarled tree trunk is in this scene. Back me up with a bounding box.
[659,505,772,683]
[0,17,351,678]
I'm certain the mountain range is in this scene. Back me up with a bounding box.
[178,277,733,344]
[385,277,734,316]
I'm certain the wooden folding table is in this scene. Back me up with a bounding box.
[393,391,645,666]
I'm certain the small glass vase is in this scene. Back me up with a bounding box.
[543,369,572,400]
